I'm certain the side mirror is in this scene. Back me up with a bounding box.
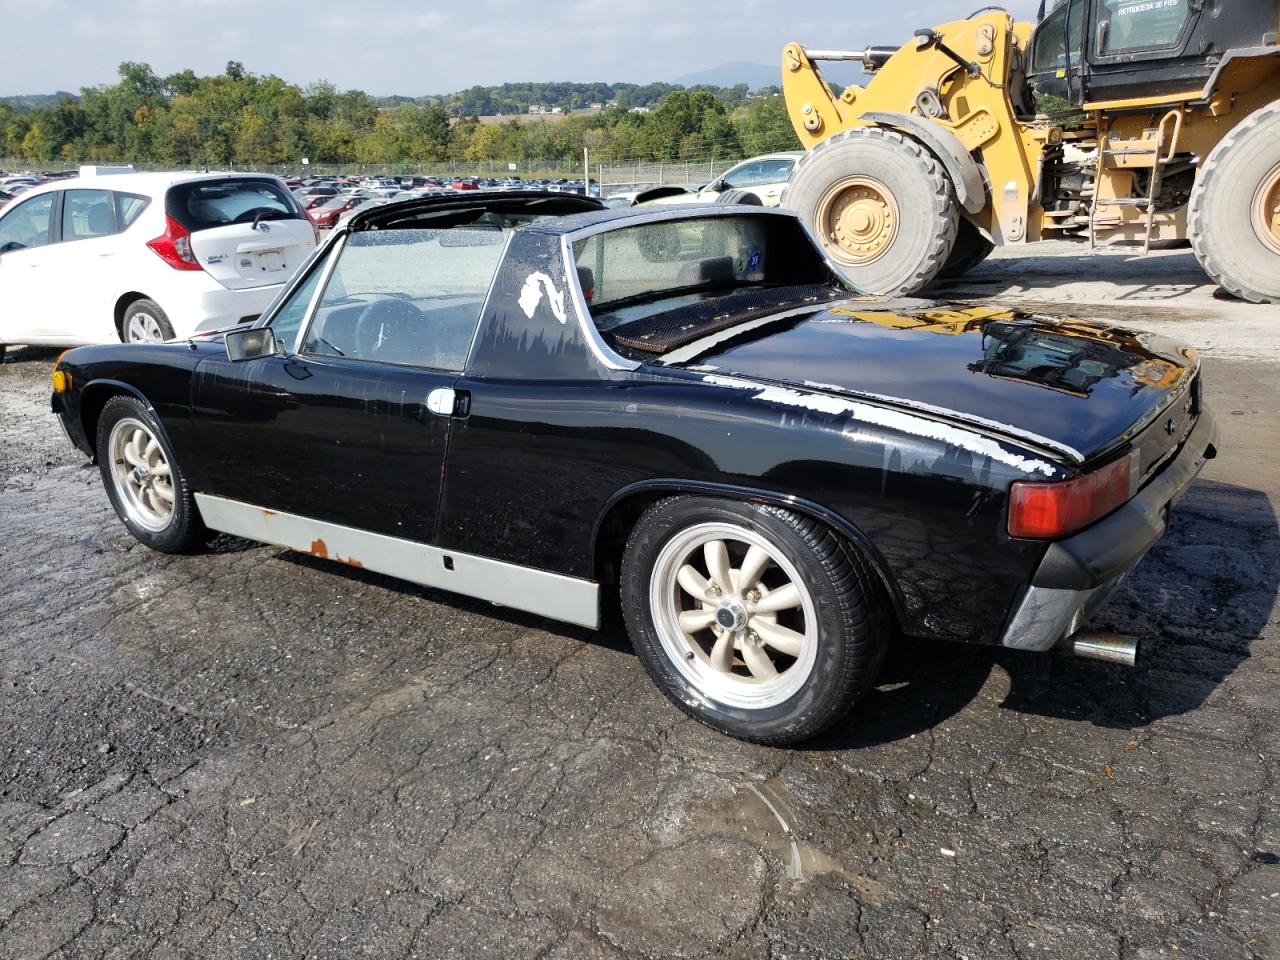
[225,326,278,362]
[710,179,726,192]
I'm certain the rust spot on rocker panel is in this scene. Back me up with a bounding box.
[310,538,329,559]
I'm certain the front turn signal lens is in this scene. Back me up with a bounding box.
[1008,450,1139,539]
[51,369,71,393]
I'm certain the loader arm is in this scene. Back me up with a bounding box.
[781,11,1054,245]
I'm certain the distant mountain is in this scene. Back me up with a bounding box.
[1,92,78,112]
[674,62,780,91]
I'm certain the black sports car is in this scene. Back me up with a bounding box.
[51,192,1218,744]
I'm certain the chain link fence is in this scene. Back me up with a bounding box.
[3,155,750,198]
[595,160,740,195]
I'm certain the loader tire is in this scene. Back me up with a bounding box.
[782,127,958,296]
[1189,100,1280,304]
[939,219,995,280]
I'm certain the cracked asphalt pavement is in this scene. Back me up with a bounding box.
[1,269,1278,959]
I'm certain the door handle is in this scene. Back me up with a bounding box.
[426,387,470,418]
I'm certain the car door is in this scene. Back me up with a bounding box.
[190,225,500,545]
[48,188,124,341]
[753,159,795,206]
[0,191,57,343]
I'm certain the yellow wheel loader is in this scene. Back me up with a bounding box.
[781,1,1280,303]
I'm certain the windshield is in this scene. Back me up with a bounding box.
[297,215,527,371]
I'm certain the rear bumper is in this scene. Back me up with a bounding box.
[1000,406,1218,652]
[183,282,283,336]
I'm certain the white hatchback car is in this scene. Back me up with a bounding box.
[0,169,317,358]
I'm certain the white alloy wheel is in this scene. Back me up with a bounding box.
[125,310,167,343]
[107,417,176,532]
[649,521,818,710]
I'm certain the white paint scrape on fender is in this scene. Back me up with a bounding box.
[702,374,1059,477]
[518,272,568,325]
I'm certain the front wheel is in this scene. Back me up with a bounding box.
[620,496,888,744]
[96,395,208,553]
[783,127,958,296]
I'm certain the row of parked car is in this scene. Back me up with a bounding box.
[0,153,795,359]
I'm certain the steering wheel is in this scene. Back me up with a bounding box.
[0,241,27,255]
[353,298,426,359]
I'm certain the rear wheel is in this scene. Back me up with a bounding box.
[620,496,887,744]
[939,219,995,280]
[1189,101,1280,304]
[783,127,958,296]
[96,395,208,553]
[122,299,175,344]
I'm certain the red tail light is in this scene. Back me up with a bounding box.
[146,216,202,271]
[1008,451,1139,539]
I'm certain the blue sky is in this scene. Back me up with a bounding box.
[0,0,1041,96]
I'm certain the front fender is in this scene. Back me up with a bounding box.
[862,110,987,214]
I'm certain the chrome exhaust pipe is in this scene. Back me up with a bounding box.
[1058,631,1140,668]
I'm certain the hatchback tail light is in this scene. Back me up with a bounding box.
[146,216,202,271]
[1008,450,1139,539]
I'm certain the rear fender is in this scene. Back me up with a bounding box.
[591,478,908,629]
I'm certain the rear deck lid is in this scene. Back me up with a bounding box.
[167,177,316,290]
[665,302,1199,465]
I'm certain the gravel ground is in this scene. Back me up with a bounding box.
[1,252,1278,959]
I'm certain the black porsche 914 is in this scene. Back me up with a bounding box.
[51,191,1218,744]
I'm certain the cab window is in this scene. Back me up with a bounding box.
[1031,0,1086,74]
[61,189,117,241]
[0,193,55,254]
[1097,0,1192,54]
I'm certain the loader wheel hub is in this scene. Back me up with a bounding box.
[818,176,899,265]
[1255,164,1280,255]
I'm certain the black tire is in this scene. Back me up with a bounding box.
[782,127,958,296]
[96,395,208,553]
[620,496,888,745]
[1189,100,1280,304]
[715,188,763,206]
[938,218,995,280]
[121,298,176,344]
[0,344,7,363]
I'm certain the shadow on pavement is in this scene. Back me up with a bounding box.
[267,476,1274,752]
[812,478,1277,750]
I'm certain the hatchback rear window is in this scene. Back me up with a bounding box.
[166,178,301,232]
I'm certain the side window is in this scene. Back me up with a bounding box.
[301,228,507,371]
[1098,0,1192,55]
[722,162,763,189]
[758,159,794,183]
[267,259,327,353]
[115,192,150,229]
[62,189,117,241]
[0,193,55,253]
